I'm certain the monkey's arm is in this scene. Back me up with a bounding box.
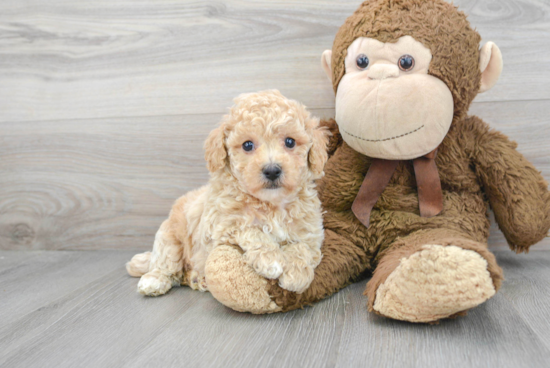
[470,117,550,252]
[317,138,371,211]
[319,118,342,157]
[267,227,370,312]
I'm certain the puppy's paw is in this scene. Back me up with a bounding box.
[188,270,208,292]
[245,248,284,280]
[138,272,172,296]
[278,262,314,294]
[260,260,284,279]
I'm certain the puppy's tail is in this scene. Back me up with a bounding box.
[126,252,151,277]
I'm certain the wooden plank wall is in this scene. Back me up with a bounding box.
[1,0,549,250]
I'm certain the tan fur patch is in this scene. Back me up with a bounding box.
[127,91,329,302]
[126,251,151,277]
[205,245,281,314]
[373,244,495,322]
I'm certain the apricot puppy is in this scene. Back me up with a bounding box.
[126,90,329,296]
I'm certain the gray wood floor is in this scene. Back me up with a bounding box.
[0,249,549,368]
[1,0,550,251]
[1,1,550,367]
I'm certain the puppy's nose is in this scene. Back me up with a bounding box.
[263,165,282,181]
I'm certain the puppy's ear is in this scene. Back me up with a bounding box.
[204,125,227,172]
[308,122,330,179]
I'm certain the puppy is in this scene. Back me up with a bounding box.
[126,90,329,296]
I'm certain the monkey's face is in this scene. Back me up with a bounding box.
[331,36,454,160]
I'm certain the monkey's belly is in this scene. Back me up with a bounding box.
[323,188,491,268]
[377,189,488,237]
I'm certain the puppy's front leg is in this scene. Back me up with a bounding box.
[237,228,284,280]
[138,220,184,296]
[279,242,322,294]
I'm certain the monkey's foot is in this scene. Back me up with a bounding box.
[367,244,497,323]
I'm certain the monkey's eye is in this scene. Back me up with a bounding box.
[398,54,415,71]
[242,141,254,152]
[356,54,369,69]
[285,137,296,148]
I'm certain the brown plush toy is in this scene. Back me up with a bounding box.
[204,0,550,322]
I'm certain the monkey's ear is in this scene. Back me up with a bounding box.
[479,42,503,93]
[204,125,227,172]
[321,50,332,83]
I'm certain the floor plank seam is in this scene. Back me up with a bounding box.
[2,98,550,125]
[498,290,550,355]
[114,289,203,368]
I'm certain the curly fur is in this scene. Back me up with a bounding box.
[262,0,550,319]
[126,90,330,296]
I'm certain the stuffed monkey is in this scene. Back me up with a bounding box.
[204,0,550,322]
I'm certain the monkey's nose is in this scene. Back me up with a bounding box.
[263,165,282,181]
[368,64,399,80]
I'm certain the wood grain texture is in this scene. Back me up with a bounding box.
[122,285,349,368]
[1,102,549,251]
[0,0,549,122]
[0,114,216,250]
[336,279,550,368]
[1,0,550,251]
[0,250,133,327]
[496,251,550,352]
[0,250,549,368]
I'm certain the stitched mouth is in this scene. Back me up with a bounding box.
[341,125,424,142]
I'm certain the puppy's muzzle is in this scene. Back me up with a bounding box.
[262,164,282,182]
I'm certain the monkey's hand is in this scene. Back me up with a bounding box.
[472,117,550,253]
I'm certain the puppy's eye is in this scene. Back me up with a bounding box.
[242,141,254,152]
[285,138,296,148]
[356,54,369,69]
[398,54,415,71]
